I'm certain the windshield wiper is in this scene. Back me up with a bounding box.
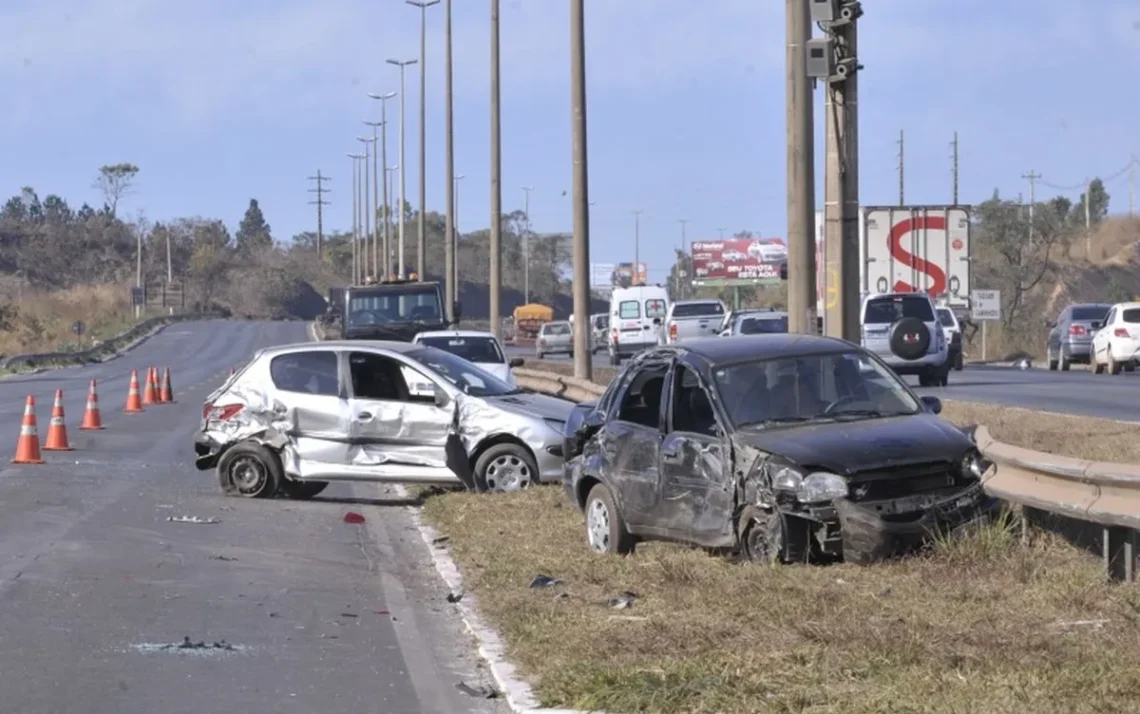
[828,409,914,420]
[736,416,815,429]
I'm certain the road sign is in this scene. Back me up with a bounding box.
[971,289,1001,320]
[130,286,146,307]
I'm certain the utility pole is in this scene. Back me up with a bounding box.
[522,186,534,303]
[368,92,397,276]
[386,165,398,272]
[357,136,373,280]
[1129,155,1135,217]
[570,0,592,381]
[364,121,383,277]
[408,0,439,281]
[444,0,456,320]
[348,153,364,283]
[307,171,330,260]
[896,129,904,206]
[633,210,643,283]
[785,0,816,335]
[488,0,503,339]
[950,131,959,205]
[387,58,417,277]
[817,0,863,341]
[1021,170,1040,236]
[678,218,689,299]
[717,227,725,239]
[454,174,465,292]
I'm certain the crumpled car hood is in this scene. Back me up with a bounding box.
[485,392,574,422]
[733,413,972,475]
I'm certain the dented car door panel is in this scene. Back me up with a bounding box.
[342,397,459,483]
[652,432,734,547]
[272,391,354,477]
[600,422,661,528]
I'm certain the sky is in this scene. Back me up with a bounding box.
[2,0,1138,283]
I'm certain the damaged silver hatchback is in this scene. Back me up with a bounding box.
[562,335,999,564]
[195,340,574,498]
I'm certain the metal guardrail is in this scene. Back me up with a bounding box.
[0,312,227,371]
[517,367,1140,583]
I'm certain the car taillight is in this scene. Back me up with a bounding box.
[1115,328,1130,338]
[203,403,243,421]
[1069,324,1086,336]
[669,322,678,341]
[539,338,547,346]
[611,328,619,344]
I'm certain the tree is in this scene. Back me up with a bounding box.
[235,198,273,254]
[1070,178,1110,228]
[93,163,139,217]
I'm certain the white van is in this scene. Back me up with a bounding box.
[607,285,670,365]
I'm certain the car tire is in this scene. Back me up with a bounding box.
[474,443,537,492]
[1094,359,1105,374]
[536,351,545,360]
[584,483,635,556]
[280,480,328,500]
[1047,347,1058,371]
[1059,348,1071,371]
[1126,362,1136,373]
[953,352,964,371]
[1109,350,1122,375]
[737,506,809,564]
[217,442,282,499]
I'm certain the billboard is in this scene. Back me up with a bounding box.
[591,263,616,294]
[611,262,648,288]
[690,237,787,287]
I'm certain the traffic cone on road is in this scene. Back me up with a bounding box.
[159,367,175,404]
[80,380,104,430]
[125,369,144,413]
[142,367,158,405]
[43,389,73,451]
[12,395,44,464]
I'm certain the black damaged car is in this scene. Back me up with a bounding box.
[561,335,999,564]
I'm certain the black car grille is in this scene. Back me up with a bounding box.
[845,461,962,503]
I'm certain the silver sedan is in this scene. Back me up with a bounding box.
[194,340,574,498]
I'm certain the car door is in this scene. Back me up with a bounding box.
[598,359,669,527]
[650,362,734,548]
[265,349,352,476]
[1092,307,1113,361]
[343,350,462,484]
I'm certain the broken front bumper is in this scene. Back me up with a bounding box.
[194,432,226,471]
[831,483,1002,563]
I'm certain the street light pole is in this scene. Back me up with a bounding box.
[633,209,643,284]
[678,218,689,299]
[386,165,398,272]
[387,58,417,277]
[522,186,534,303]
[489,0,502,339]
[368,91,397,277]
[348,153,364,283]
[407,0,439,282]
[364,120,384,278]
[356,137,372,280]
[570,0,592,381]
[443,0,456,319]
[454,174,465,293]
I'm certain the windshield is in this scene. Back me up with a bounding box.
[406,347,517,397]
[672,302,724,318]
[936,309,955,327]
[417,335,504,364]
[543,322,571,336]
[739,315,788,334]
[711,350,921,429]
[347,287,443,328]
[1072,305,1109,321]
[864,296,935,324]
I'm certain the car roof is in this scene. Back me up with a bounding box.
[255,340,423,360]
[1114,302,1140,310]
[414,329,498,340]
[674,298,722,304]
[864,292,934,302]
[658,334,853,365]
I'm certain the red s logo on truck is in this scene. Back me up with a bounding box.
[888,216,948,296]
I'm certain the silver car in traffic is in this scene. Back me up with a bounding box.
[194,340,573,498]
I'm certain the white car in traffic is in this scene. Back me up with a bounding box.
[413,329,522,386]
[1090,302,1140,375]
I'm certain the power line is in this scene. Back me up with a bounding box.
[307,171,331,260]
[1038,158,1136,192]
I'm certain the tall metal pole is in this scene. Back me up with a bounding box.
[386,166,398,273]
[633,209,643,284]
[678,218,689,299]
[951,131,959,205]
[348,153,362,283]
[307,171,330,260]
[443,0,456,319]
[522,186,534,303]
[364,121,383,277]
[570,0,592,380]
[357,137,372,280]
[407,0,439,281]
[387,59,417,277]
[786,0,816,335]
[454,174,465,293]
[489,0,503,339]
[369,92,397,275]
[822,2,861,341]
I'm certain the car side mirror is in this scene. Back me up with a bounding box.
[509,357,524,367]
[433,387,451,408]
[583,409,606,429]
[920,395,942,414]
[1091,321,1103,330]
[652,317,662,326]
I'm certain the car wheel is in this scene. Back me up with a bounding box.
[217,442,282,498]
[737,506,809,564]
[917,371,933,388]
[954,352,964,371]
[1047,347,1058,371]
[1109,350,1122,375]
[1126,362,1136,373]
[280,480,328,500]
[938,367,950,387]
[536,351,544,360]
[474,443,537,492]
[1059,348,1071,371]
[584,483,635,555]
[1094,359,1105,374]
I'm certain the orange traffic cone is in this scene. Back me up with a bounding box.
[80,379,104,430]
[159,367,175,404]
[43,389,73,451]
[142,367,158,405]
[12,395,44,464]
[125,369,144,413]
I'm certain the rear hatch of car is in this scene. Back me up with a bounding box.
[862,295,940,361]
[667,302,725,342]
[1069,304,1111,347]
[1114,307,1140,342]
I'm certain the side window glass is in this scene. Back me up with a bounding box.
[348,352,437,404]
[618,301,640,319]
[670,365,717,435]
[270,351,339,396]
[615,366,667,429]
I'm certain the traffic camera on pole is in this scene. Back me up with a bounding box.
[805,0,863,85]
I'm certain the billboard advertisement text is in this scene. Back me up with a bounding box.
[690,237,787,286]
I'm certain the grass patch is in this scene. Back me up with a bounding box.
[0,282,138,356]
[530,360,1140,463]
[423,486,1140,714]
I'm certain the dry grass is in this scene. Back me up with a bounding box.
[423,487,1140,714]
[0,282,138,356]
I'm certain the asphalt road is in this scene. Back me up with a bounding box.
[0,320,508,714]
[510,346,1140,422]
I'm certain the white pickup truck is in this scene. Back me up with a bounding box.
[665,299,727,343]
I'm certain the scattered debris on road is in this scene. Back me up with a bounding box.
[528,574,562,589]
[606,591,638,609]
[167,515,220,525]
[208,554,237,561]
[343,512,366,524]
[132,636,245,656]
[455,681,499,699]
[446,591,464,603]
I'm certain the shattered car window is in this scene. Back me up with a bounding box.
[269,351,339,396]
[670,364,717,435]
[417,335,504,364]
[712,351,921,429]
[615,365,667,428]
[406,347,517,397]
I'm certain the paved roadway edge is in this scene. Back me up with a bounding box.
[305,321,602,714]
[0,319,179,380]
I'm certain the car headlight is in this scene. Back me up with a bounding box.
[544,418,567,435]
[769,462,848,503]
[960,450,990,480]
